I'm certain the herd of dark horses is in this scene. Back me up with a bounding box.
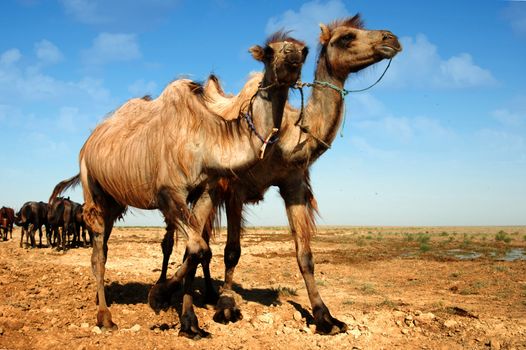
[0,199,89,250]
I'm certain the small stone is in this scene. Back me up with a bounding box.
[308,324,316,333]
[348,328,361,338]
[489,338,501,350]
[0,327,4,335]
[301,326,312,334]
[401,328,409,335]
[68,324,79,330]
[443,319,458,328]
[258,313,274,324]
[129,324,141,332]
[293,311,302,321]
[80,323,89,329]
[283,326,294,334]
[91,326,102,334]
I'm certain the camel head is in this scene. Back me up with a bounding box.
[249,31,308,87]
[319,14,402,78]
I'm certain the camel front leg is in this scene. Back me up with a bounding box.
[280,176,347,335]
[154,187,214,338]
[177,191,216,339]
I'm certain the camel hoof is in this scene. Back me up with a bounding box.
[148,282,174,313]
[314,312,347,335]
[97,310,118,331]
[178,327,211,340]
[213,295,243,324]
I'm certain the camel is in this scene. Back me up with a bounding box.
[49,32,308,338]
[166,15,401,335]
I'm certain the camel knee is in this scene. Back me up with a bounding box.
[297,251,314,275]
[161,231,174,255]
[224,244,241,269]
[84,206,104,233]
[186,239,211,264]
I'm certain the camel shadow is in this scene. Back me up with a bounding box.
[104,276,280,308]
[288,301,315,325]
[105,281,152,305]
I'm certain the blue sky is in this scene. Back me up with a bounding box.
[1,0,524,227]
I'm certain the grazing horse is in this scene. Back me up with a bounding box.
[72,203,89,247]
[0,207,15,241]
[49,32,308,338]
[15,201,50,248]
[47,197,77,251]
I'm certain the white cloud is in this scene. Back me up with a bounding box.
[435,53,496,88]
[60,0,109,24]
[82,33,141,65]
[266,0,350,47]
[128,79,157,97]
[492,108,525,128]
[383,34,497,89]
[0,49,22,66]
[35,40,63,64]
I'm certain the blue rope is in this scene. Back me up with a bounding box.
[243,112,279,145]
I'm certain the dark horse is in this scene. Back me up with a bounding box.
[47,197,77,251]
[15,201,50,248]
[0,206,15,241]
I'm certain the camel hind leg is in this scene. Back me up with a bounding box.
[213,195,243,324]
[83,176,124,330]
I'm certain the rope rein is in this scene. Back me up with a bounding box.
[241,80,286,159]
[294,58,392,142]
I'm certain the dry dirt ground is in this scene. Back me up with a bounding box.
[1,226,526,350]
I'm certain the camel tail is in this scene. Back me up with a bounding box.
[49,174,81,203]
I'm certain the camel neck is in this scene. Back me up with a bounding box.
[297,54,348,160]
[207,82,289,173]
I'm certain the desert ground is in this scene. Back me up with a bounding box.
[1,225,525,349]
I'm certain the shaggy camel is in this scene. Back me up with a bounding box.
[159,15,401,335]
[49,32,308,338]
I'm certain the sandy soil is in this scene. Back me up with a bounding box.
[1,226,525,349]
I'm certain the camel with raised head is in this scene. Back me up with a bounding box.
[49,32,307,338]
[198,15,401,335]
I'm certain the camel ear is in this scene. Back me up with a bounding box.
[319,23,331,45]
[249,45,265,61]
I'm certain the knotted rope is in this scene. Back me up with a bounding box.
[292,58,392,145]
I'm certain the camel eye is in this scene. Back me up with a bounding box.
[340,33,356,43]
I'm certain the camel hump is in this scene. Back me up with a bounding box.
[203,72,264,121]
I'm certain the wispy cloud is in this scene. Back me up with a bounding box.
[502,1,526,37]
[0,49,22,66]
[266,0,350,47]
[349,93,454,144]
[82,33,141,65]
[35,40,63,64]
[383,34,497,89]
[60,0,180,31]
